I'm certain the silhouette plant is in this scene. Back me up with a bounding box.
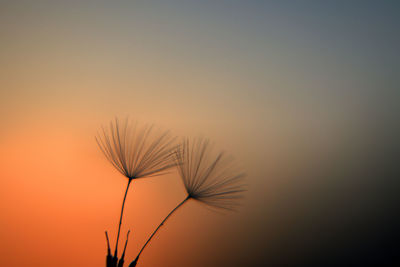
[128,137,246,267]
[96,118,177,267]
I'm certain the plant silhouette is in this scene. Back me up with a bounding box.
[128,137,246,267]
[96,118,177,267]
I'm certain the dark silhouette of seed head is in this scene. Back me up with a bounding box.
[96,118,177,180]
[175,137,246,211]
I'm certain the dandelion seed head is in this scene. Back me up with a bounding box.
[175,137,246,211]
[96,118,177,180]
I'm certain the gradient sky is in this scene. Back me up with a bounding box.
[1,1,399,266]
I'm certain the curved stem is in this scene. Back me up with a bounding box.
[134,195,190,262]
[115,179,132,257]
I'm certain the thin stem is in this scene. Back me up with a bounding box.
[134,195,190,262]
[121,230,131,260]
[105,231,111,255]
[115,179,132,257]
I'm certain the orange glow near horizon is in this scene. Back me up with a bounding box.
[0,121,236,266]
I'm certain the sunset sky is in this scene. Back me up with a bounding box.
[1,1,399,266]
